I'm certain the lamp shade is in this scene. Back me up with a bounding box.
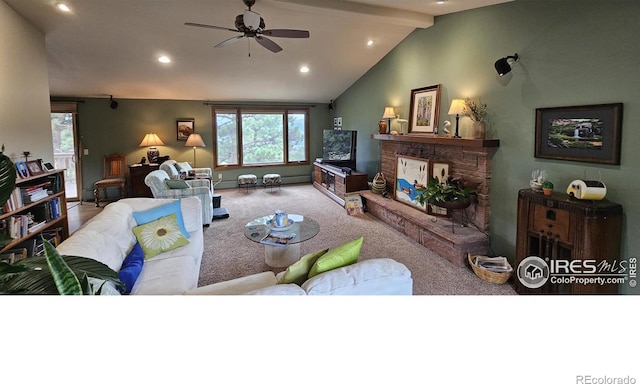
[185,133,206,148]
[448,99,466,115]
[382,106,396,119]
[139,133,165,147]
[494,53,519,76]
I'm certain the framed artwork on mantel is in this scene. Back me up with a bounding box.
[408,84,442,134]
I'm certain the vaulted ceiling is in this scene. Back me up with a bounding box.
[6,0,512,103]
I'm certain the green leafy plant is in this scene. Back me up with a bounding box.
[415,176,475,208]
[0,238,123,295]
[0,144,17,210]
[463,98,487,122]
[542,180,554,189]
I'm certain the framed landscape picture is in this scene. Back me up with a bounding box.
[394,155,429,212]
[408,84,441,134]
[176,118,195,141]
[535,103,623,164]
[429,161,450,217]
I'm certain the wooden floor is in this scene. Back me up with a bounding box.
[67,201,102,234]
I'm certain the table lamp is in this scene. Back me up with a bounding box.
[139,133,164,163]
[447,99,466,138]
[382,106,396,134]
[185,133,206,167]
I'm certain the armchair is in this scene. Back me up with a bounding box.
[160,160,212,180]
[144,169,213,224]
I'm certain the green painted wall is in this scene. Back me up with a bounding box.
[75,98,330,198]
[334,0,640,294]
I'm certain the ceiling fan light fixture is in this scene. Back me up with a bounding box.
[243,10,261,30]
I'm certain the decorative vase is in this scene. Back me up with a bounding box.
[378,120,388,134]
[472,121,486,139]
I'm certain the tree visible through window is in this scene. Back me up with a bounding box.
[213,107,309,168]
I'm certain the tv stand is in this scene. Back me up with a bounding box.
[313,162,368,206]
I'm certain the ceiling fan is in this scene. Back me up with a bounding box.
[185,0,310,54]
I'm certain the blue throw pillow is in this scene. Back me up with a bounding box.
[132,200,190,238]
[118,242,144,294]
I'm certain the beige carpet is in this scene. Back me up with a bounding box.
[199,184,516,295]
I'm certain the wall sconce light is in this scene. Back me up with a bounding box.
[382,106,396,134]
[447,99,466,139]
[185,133,206,167]
[139,133,165,163]
[494,53,519,76]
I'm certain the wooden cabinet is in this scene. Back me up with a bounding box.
[313,162,368,206]
[515,189,623,294]
[128,164,159,197]
[1,170,69,257]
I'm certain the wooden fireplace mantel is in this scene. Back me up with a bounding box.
[371,134,500,148]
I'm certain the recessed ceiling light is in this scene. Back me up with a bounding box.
[56,3,71,12]
[158,56,171,64]
[367,40,374,46]
[300,66,310,73]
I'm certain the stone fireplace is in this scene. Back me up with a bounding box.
[360,134,500,266]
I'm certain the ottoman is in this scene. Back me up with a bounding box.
[262,173,281,191]
[238,174,257,192]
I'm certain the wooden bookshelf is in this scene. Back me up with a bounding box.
[0,170,69,255]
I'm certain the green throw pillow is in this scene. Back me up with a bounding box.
[278,248,329,285]
[132,213,190,259]
[307,237,363,279]
[165,179,190,189]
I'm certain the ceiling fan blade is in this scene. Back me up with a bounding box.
[263,29,310,38]
[215,35,245,48]
[255,36,283,53]
[185,22,239,33]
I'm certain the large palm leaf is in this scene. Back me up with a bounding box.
[0,248,123,295]
[0,144,17,209]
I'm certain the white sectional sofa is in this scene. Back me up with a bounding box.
[57,196,412,295]
[57,197,203,294]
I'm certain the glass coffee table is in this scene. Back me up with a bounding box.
[244,214,320,267]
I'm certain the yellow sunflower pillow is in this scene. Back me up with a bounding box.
[132,213,189,259]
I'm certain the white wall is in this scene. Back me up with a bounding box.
[0,0,53,163]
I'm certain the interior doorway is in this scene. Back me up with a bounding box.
[51,102,81,202]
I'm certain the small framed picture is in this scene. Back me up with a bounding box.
[43,162,55,171]
[15,161,30,178]
[26,160,44,176]
[176,118,195,141]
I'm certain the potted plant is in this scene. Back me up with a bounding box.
[542,180,554,196]
[464,98,487,139]
[416,175,475,211]
[0,238,123,294]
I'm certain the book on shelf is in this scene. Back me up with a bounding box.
[0,247,28,264]
[260,232,297,247]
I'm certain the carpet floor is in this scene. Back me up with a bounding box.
[199,184,516,295]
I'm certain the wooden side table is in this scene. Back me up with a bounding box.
[129,164,159,197]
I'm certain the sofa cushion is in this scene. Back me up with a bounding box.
[132,213,190,259]
[117,242,145,294]
[132,199,190,238]
[302,258,413,295]
[307,237,363,279]
[165,179,190,189]
[277,248,329,285]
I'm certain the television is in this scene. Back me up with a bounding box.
[322,129,357,170]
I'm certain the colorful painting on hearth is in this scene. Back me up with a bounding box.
[395,155,429,212]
